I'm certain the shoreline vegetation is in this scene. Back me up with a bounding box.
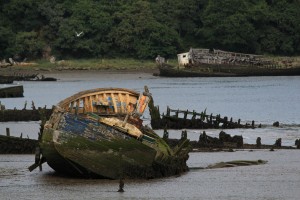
[0,58,167,74]
[1,56,300,75]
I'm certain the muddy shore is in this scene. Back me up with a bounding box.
[0,65,159,76]
[1,68,299,199]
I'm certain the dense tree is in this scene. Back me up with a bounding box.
[0,0,43,58]
[110,0,180,58]
[53,0,114,58]
[0,0,300,60]
[198,0,258,53]
[198,0,300,55]
[2,0,43,32]
[37,1,69,41]
[265,0,300,54]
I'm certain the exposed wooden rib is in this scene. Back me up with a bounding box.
[75,100,80,115]
[69,102,74,112]
[111,93,118,113]
[91,96,94,111]
[118,93,124,113]
[125,93,130,112]
[57,88,140,115]
[88,97,92,113]
[83,97,86,114]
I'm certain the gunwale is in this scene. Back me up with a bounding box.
[57,87,140,115]
[158,63,300,77]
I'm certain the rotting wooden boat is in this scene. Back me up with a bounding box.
[0,75,14,84]
[158,63,300,77]
[0,73,57,82]
[30,86,190,179]
[0,85,24,98]
[0,135,37,154]
[149,106,260,130]
[157,48,300,77]
[26,74,57,81]
[0,107,52,122]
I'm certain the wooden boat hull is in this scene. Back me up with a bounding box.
[0,108,52,122]
[41,112,188,179]
[0,76,14,84]
[39,87,190,179]
[158,64,300,77]
[0,74,56,82]
[0,85,24,98]
[0,135,37,154]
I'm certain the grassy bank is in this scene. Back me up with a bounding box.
[3,55,299,74]
[2,58,177,72]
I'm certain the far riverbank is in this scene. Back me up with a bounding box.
[0,58,164,76]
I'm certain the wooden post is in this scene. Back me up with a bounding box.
[224,116,228,122]
[256,137,261,148]
[224,116,228,128]
[192,111,196,120]
[184,110,188,120]
[167,106,170,117]
[175,110,179,118]
[181,130,187,140]
[6,128,10,136]
[163,127,169,140]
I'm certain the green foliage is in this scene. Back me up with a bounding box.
[109,0,180,58]
[198,0,300,55]
[0,25,15,58]
[54,0,115,58]
[1,0,300,60]
[2,0,43,32]
[14,31,45,58]
[198,0,257,52]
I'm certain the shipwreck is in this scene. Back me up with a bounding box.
[30,86,190,179]
[0,75,14,84]
[149,104,260,130]
[157,48,300,77]
[0,85,24,98]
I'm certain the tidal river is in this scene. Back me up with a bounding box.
[0,72,300,199]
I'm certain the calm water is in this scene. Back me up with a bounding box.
[1,72,299,145]
[1,72,300,199]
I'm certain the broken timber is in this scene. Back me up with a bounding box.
[0,135,38,154]
[0,85,24,98]
[0,75,14,84]
[149,105,259,130]
[164,130,297,151]
[0,107,52,122]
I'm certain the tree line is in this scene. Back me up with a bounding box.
[1,0,300,60]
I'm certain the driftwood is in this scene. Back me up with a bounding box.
[205,160,267,169]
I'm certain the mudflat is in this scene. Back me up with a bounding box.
[0,150,299,199]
